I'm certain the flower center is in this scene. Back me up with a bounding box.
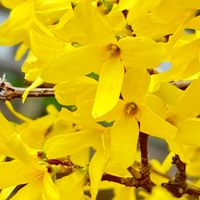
[105,43,121,58]
[124,102,138,117]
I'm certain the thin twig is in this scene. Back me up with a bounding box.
[162,154,200,198]
[0,75,192,101]
[162,154,187,197]
[137,132,155,192]
[126,132,155,192]
[102,173,137,187]
[139,132,149,167]
[0,81,54,101]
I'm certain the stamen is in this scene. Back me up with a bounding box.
[105,43,121,58]
[124,102,138,117]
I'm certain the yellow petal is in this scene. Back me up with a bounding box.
[105,11,127,35]
[151,152,173,174]
[119,37,165,69]
[0,160,36,188]
[169,77,200,121]
[18,114,56,149]
[42,45,104,84]
[170,38,200,74]
[5,134,35,166]
[153,82,183,106]
[0,117,36,165]
[22,77,44,103]
[11,180,42,200]
[166,139,190,162]
[122,68,150,104]
[74,98,100,129]
[143,94,167,119]
[44,130,101,158]
[180,0,200,8]
[92,59,124,118]
[54,76,97,106]
[149,72,170,93]
[0,186,16,199]
[15,42,28,61]
[42,172,60,200]
[89,134,110,200]
[56,171,86,200]
[0,113,34,164]
[176,118,200,147]
[30,22,69,60]
[34,0,71,25]
[151,0,187,23]
[0,1,31,45]
[145,186,178,200]
[127,0,160,24]
[111,115,139,169]
[22,52,43,81]
[187,16,200,31]
[70,148,90,167]
[5,101,32,122]
[139,105,177,139]
[74,1,115,45]
[114,186,136,200]
[1,0,24,9]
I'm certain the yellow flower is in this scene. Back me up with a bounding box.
[108,68,176,170]
[0,113,60,199]
[153,77,200,160]
[127,0,196,40]
[44,108,104,159]
[0,111,90,199]
[0,0,71,60]
[43,106,111,200]
[41,1,165,118]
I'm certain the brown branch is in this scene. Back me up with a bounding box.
[0,75,191,101]
[162,154,200,198]
[134,161,171,179]
[101,132,155,192]
[137,132,155,192]
[102,174,137,187]
[186,185,200,198]
[162,154,187,197]
[139,132,149,167]
[38,150,200,198]
[101,153,200,199]
[0,81,54,101]
[119,132,155,192]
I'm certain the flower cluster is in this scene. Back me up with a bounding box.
[0,0,200,199]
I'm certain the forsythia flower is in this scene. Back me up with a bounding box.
[40,2,165,118]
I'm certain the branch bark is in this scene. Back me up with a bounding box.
[162,154,200,198]
[0,78,192,101]
[0,81,54,100]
